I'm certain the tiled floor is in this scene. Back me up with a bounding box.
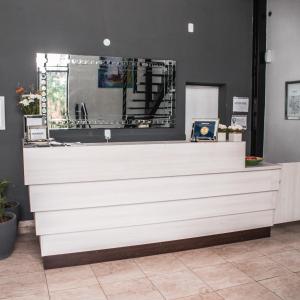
[1,223,300,300]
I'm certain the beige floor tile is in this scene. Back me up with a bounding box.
[269,250,300,273]
[212,242,263,263]
[3,293,49,300]
[0,260,43,277]
[0,272,47,299]
[91,259,145,284]
[2,251,42,263]
[260,273,300,300]
[174,292,223,300]
[284,222,300,233]
[272,232,300,250]
[107,290,163,300]
[149,269,212,299]
[46,265,98,292]
[0,252,43,277]
[12,235,41,256]
[271,226,289,237]
[101,277,163,300]
[175,248,226,268]
[217,282,281,300]
[245,238,293,255]
[16,233,37,243]
[193,263,253,291]
[135,253,187,276]
[50,285,106,300]
[232,256,291,281]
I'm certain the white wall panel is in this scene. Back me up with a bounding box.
[30,169,280,212]
[185,85,219,139]
[23,141,246,185]
[275,162,300,223]
[35,192,276,235]
[40,210,274,256]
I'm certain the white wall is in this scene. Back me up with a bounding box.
[265,0,300,163]
[185,86,219,140]
[265,1,300,223]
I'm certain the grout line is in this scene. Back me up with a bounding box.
[132,258,167,300]
[43,269,51,300]
[89,264,109,300]
[256,279,285,300]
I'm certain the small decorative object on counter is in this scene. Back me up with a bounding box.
[16,85,41,115]
[245,156,263,167]
[228,125,243,142]
[217,124,227,142]
[191,119,219,142]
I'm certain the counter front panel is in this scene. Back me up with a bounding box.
[23,141,281,268]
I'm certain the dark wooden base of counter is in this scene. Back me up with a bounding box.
[42,227,271,269]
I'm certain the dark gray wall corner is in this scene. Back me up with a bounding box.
[0,0,253,220]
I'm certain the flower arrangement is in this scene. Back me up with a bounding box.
[218,124,227,133]
[16,86,41,115]
[227,125,243,133]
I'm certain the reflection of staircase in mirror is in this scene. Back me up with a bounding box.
[126,59,175,127]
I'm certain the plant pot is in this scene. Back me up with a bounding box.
[0,212,17,259]
[5,201,20,222]
[217,132,227,142]
[228,132,242,142]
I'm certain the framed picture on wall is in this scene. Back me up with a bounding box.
[286,81,300,120]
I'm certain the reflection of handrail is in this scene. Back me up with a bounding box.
[75,104,80,128]
[80,102,91,129]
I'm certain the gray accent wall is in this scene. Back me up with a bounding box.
[0,0,253,220]
[265,0,300,163]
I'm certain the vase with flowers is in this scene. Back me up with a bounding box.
[217,124,227,142]
[228,125,243,142]
[16,86,41,115]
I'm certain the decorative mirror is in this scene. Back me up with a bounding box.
[36,53,176,129]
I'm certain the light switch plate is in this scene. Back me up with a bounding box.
[0,96,5,130]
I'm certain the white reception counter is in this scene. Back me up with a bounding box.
[23,141,281,268]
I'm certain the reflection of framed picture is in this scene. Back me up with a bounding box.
[191,119,219,141]
[286,81,300,120]
[98,57,133,88]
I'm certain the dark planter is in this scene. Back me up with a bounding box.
[0,212,17,260]
[5,201,20,222]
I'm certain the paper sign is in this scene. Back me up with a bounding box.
[231,115,247,129]
[26,117,43,126]
[28,127,47,141]
[0,96,5,130]
[233,97,249,112]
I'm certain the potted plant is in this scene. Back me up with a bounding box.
[228,125,243,142]
[217,124,227,142]
[0,181,17,259]
[0,180,20,221]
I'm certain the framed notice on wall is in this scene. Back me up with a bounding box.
[286,81,300,120]
[0,97,5,130]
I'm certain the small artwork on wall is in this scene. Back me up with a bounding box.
[286,81,300,120]
[98,56,133,88]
